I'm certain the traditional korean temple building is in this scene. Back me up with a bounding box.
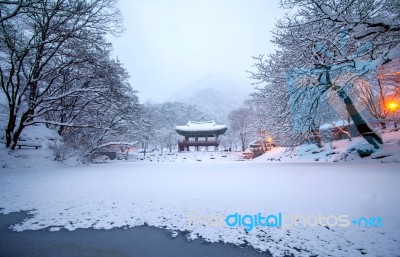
[175,121,227,152]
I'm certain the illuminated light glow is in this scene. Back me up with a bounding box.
[388,101,399,111]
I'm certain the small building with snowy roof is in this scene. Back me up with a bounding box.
[175,121,227,151]
[319,120,360,141]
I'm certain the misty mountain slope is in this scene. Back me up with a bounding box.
[170,77,252,123]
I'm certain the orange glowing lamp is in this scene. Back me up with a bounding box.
[267,137,273,143]
[388,101,399,112]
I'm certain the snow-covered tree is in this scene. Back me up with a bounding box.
[48,54,149,161]
[145,102,209,152]
[351,58,400,128]
[0,0,129,150]
[228,107,257,151]
[251,0,400,149]
[0,0,34,23]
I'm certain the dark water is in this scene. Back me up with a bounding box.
[0,211,281,257]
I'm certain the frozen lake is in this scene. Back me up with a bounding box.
[1,161,400,256]
[0,211,273,257]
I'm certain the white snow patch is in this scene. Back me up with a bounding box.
[320,120,353,130]
[175,120,227,132]
[256,130,400,163]
[0,162,399,257]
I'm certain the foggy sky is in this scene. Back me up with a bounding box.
[109,0,287,103]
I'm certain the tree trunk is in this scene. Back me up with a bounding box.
[240,132,246,151]
[337,88,382,149]
[27,80,37,123]
[10,124,24,150]
[5,105,16,148]
[311,122,324,148]
[9,111,30,150]
[322,67,382,149]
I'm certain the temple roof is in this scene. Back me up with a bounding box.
[175,121,227,137]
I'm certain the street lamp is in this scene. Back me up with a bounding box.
[388,101,399,129]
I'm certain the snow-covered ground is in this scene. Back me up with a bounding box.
[255,130,400,163]
[126,150,244,163]
[1,125,400,256]
[0,124,70,170]
[1,161,399,257]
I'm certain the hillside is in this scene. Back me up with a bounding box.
[169,77,252,123]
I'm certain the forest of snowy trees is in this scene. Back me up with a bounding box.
[248,0,400,148]
[0,0,150,160]
[1,0,399,162]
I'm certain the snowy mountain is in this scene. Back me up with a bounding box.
[169,77,253,123]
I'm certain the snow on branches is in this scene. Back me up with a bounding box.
[250,0,399,148]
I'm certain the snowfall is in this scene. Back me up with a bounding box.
[1,126,400,257]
